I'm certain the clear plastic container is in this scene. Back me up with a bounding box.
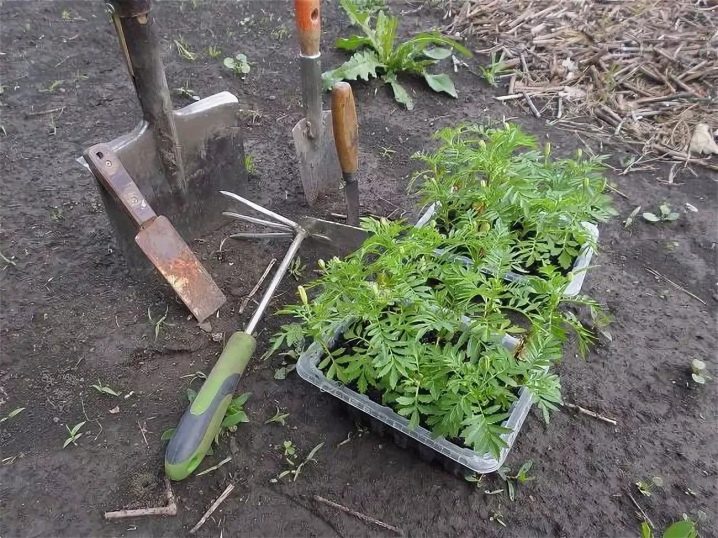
[296,326,533,474]
[296,205,597,474]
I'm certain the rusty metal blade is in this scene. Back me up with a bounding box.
[292,110,342,206]
[135,216,226,322]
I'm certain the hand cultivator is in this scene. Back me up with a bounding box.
[164,17,364,476]
[165,192,366,480]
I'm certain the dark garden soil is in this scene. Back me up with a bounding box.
[1,1,716,537]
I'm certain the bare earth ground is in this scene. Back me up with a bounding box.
[1,2,716,537]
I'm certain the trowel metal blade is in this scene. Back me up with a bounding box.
[135,216,226,323]
[300,217,368,258]
[292,110,342,206]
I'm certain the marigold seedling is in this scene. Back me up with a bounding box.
[271,122,610,459]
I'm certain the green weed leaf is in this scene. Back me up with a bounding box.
[383,73,414,109]
[423,73,457,98]
[336,35,373,51]
[423,47,453,60]
[663,519,697,538]
[221,410,249,428]
[322,50,383,90]
[0,407,25,423]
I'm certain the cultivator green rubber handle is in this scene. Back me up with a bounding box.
[164,332,256,481]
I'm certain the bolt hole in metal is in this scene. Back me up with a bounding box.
[95,150,113,167]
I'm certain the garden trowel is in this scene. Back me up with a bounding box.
[84,144,226,323]
[81,0,248,273]
[292,0,342,205]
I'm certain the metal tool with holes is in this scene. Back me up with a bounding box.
[292,0,342,205]
[83,145,226,323]
[164,191,367,481]
[81,0,248,273]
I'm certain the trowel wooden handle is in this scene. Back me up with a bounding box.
[331,82,358,174]
[83,144,157,228]
[295,0,321,56]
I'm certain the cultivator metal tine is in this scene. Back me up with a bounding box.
[229,232,294,240]
[220,191,298,230]
[222,212,294,232]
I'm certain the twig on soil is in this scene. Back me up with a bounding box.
[644,267,707,305]
[522,92,541,118]
[0,250,17,267]
[313,495,404,536]
[564,402,617,426]
[196,456,232,477]
[240,258,277,314]
[626,491,655,529]
[25,106,65,117]
[605,183,629,200]
[104,478,177,520]
[190,483,235,535]
[137,420,150,448]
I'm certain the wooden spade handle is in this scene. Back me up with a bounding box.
[295,0,321,56]
[331,82,359,175]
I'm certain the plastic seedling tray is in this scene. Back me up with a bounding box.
[416,203,599,297]
[297,321,533,475]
